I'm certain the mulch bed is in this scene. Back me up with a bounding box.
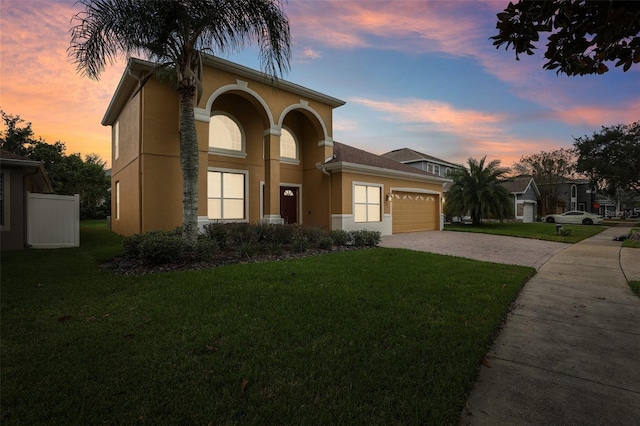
[101,245,371,276]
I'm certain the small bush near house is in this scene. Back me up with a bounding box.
[330,229,351,246]
[116,223,381,273]
[350,229,382,246]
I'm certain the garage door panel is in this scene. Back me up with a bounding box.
[392,192,438,233]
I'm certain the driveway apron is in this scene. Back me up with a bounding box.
[380,230,569,270]
[459,225,640,425]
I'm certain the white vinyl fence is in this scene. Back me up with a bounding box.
[27,192,80,248]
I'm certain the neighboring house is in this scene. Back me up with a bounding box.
[501,176,540,223]
[381,148,462,178]
[103,56,450,237]
[593,190,639,218]
[538,178,597,215]
[0,150,53,250]
[565,179,597,213]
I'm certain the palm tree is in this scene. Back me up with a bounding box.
[68,0,291,245]
[444,156,512,225]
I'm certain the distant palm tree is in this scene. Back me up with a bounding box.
[445,156,512,225]
[68,0,291,245]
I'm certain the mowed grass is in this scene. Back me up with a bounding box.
[622,228,640,249]
[1,222,534,425]
[445,221,606,243]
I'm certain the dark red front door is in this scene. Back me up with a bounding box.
[280,187,298,224]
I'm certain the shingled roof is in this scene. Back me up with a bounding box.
[381,147,461,169]
[501,176,540,196]
[0,149,53,193]
[322,142,449,183]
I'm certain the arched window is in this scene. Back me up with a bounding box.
[570,184,577,210]
[209,113,245,156]
[280,127,298,162]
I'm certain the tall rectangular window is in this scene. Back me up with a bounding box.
[114,121,120,160]
[354,184,381,223]
[208,171,246,220]
[0,172,5,227]
[115,181,120,220]
[433,165,440,175]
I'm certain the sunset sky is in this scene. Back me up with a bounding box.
[1,0,638,169]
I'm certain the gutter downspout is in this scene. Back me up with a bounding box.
[318,158,333,230]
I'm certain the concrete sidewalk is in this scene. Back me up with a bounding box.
[461,225,640,425]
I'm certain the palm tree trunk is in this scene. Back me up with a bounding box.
[178,85,199,245]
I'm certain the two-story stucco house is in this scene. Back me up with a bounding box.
[381,148,463,178]
[103,55,449,237]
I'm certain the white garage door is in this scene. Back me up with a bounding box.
[523,203,535,223]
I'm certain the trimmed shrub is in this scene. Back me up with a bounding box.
[266,241,284,255]
[330,229,351,246]
[137,233,187,265]
[300,226,327,246]
[292,235,310,253]
[350,230,381,247]
[121,223,380,267]
[318,237,334,250]
[193,237,220,260]
[122,228,181,260]
[240,242,260,259]
[202,223,231,249]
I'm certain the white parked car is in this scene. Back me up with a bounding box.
[543,210,603,225]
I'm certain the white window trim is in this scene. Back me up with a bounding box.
[279,126,300,165]
[208,111,247,159]
[207,167,249,222]
[433,164,440,175]
[0,170,10,231]
[259,182,303,224]
[113,120,119,161]
[115,181,120,220]
[353,181,383,223]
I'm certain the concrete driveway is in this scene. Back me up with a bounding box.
[380,230,569,270]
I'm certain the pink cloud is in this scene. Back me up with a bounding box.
[445,136,567,168]
[299,48,321,61]
[349,96,507,140]
[288,1,640,132]
[1,0,125,166]
[552,100,640,127]
[288,1,482,56]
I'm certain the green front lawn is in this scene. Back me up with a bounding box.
[622,228,640,248]
[445,221,606,243]
[1,222,534,425]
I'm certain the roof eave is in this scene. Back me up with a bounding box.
[102,58,153,126]
[0,158,53,193]
[320,161,451,184]
[102,55,347,126]
[201,55,346,108]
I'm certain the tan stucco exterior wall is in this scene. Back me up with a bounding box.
[336,171,442,215]
[110,89,142,236]
[112,162,140,236]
